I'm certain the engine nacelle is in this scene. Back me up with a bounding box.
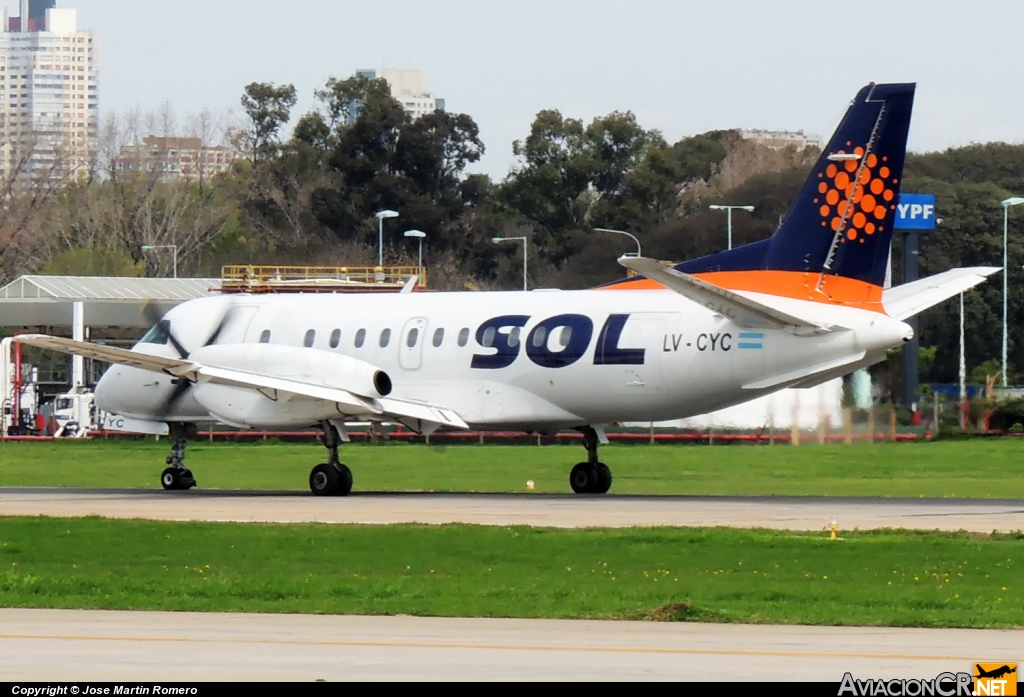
[189,343,392,397]
[185,344,392,429]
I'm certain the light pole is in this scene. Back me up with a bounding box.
[375,210,399,267]
[593,228,642,257]
[1001,197,1024,387]
[141,244,177,278]
[403,229,426,280]
[492,236,528,291]
[708,204,755,250]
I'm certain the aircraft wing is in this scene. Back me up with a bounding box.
[13,334,469,432]
[618,256,835,331]
[883,267,1001,320]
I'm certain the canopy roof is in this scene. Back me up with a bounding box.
[0,275,221,328]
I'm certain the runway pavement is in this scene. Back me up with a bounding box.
[2,487,1024,530]
[1,608,1020,681]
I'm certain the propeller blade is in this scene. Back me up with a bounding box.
[140,299,189,359]
[203,310,233,348]
[159,378,193,416]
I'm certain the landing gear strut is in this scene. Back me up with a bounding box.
[569,425,612,494]
[310,421,353,497]
[161,422,197,491]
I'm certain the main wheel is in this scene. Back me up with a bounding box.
[333,464,353,497]
[179,468,197,491]
[161,467,181,490]
[595,463,612,494]
[570,462,599,494]
[310,463,339,496]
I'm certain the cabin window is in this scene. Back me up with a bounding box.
[303,329,316,348]
[432,328,444,347]
[508,327,521,348]
[481,326,496,348]
[379,328,391,347]
[259,329,271,344]
[355,329,366,348]
[532,326,547,348]
[329,329,341,348]
[457,327,469,347]
[559,326,572,347]
[406,327,419,348]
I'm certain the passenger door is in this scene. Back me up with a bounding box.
[399,317,428,371]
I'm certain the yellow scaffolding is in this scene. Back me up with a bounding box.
[220,265,427,292]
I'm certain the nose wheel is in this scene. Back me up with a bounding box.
[569,426,612,494]
[160,422,196,490]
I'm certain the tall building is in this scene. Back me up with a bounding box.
[0,3,97,181]
[354,68,444,121]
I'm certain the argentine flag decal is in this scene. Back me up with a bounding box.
[738,332,764,350]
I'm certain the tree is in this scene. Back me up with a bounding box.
[240,82,297,164]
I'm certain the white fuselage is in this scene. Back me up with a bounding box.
[95,289,911,431]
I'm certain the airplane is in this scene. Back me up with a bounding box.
[976,665,1016,680]
[14,82,999,497]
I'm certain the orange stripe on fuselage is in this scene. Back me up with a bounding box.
[598,270,884,312]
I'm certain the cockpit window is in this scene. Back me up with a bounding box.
[140,320,170,345]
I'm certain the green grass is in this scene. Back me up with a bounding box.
[0,517,1021,627]
[2,439,1024,498]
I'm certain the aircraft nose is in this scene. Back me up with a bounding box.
[93,365,121,413]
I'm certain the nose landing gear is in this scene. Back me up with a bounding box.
[309,421,353,496]
[160,422,197,490]
[569,425,612,494]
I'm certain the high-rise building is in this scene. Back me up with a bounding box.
[0,3,97,181]
[354,69,444,121]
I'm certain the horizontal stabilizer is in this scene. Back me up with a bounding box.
[883,267,1001,320]
[618,256,835,331]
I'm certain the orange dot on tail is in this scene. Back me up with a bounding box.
[859,169,871,185]
[879,166,890,178]
[866,222,876,234]
[845,159,858,172]
[826,164,837,178]
[883,156,888,161]
[853,212,866,228]
[831,217,842,231]
[860,238,865,244]
[854,146,864,156]
[861,194,876,212]
[870,179,884,195]
[874,205,886,219]
[883,189,894,201]
[847,230,857,240]
[826,189,839,205]
[851,187,863,203]
[835,171,850,189]
[819,205,830,216]
[818,182,827,194]
[867,154,878,167]
[846,141,852,146]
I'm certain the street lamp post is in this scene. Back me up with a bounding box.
[1001,197,1024,387]
[375,210,400,267]
[593,228,642,257]
[708,204,755,250]
[492,236,528,291]
[403,229,426,280]
[140,244,177,278]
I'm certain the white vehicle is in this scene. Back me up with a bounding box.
[14,83,997,494]
[52,389,98,438]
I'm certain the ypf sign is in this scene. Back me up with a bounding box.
[895,193,937,230]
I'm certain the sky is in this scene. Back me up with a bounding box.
[51,0,1024,179]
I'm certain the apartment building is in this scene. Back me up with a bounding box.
[354,68,445,121]
[0,2,97,181]
[739,129,822,151]
[116,136,240,182]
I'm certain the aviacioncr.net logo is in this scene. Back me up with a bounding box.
[838,672,973,696]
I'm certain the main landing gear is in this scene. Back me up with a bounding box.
[161,422,197,490]
[309,421,353,497]
[569,425,612,494]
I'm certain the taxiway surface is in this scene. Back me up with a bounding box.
[1,608,1020,681]
[2,488,1023,531]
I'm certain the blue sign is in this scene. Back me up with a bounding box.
[894,193,937,230]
